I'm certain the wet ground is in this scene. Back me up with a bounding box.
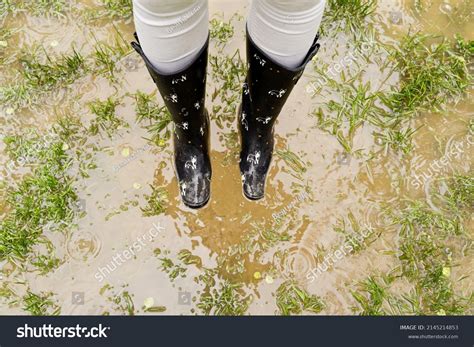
[0,0,473,315]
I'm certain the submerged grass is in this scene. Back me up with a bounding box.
[352,173,474,315]
[0,27,13,65]
[93,30,132,81]
[314,79,385,153]
[20,48,85,89]
[382,33,473,118]
[0,48,87,109]
[313,32,473,154]
[394,199,464,240]
[374,126,420,155]
[0,130,77,269]
[141,185,168,217]
[88,97,128,138]
[26,0,69,18]
[99,0,132,20]
[0,0,70,19]
[334,211,380,253]
[219,218,293,277]
[210,49,246,129]
[352,276,389,315]
[276,281,325,316]
[82,0,132,22]
[100,285,135,315]
[99,0,132,21]
[0,0,16,19]
[155,249,202,281]
[209,13,242,51]
[158,256,187,282]
[321,0,377,35]
[2,0,133,23]
[0,111,105,276]
[133,91,172,146]
[178,249,202,267]
[22,291,61,316]
[198,281,251,316]
[443,174,474,212]
[275,147,308,180]
[1,30,131,110]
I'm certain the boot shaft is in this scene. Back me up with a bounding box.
[132,34,210,146]
[241,28,321,134]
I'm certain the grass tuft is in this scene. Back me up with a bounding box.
[93,31,132,82]
[210,50,246,129]
[383,33,472,118]
[141,186,168,217]
[353,173,474,315]
[0,130,77,269]
[100,0,132,19]
[276,281,325,315]
[198,281,251,316]
[209,14,242,50]
[84,0,132,21]
[22,291,61,316]
[134,91,172,146]
[275,147,308,179]
[321,0,377,35]
[312,33,472,154]
[0,48,86,109]
[352,276,389,315]
[88,97,128,138]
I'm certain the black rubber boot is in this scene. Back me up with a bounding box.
[239,29,320,200]
[132,34,211,209]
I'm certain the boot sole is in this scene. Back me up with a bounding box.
[243,191,264,201]
[183,190,211,209]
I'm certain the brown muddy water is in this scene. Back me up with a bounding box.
[0,0,473,315]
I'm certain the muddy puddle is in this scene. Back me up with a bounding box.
[0,0,473,315]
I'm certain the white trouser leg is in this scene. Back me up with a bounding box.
[132,0,209,74]
[247,0,326,68]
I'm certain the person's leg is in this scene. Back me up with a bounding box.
[132,0,212,208]
[133,0,209,74]
[239,0,326,200]
[247,0,326,69]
